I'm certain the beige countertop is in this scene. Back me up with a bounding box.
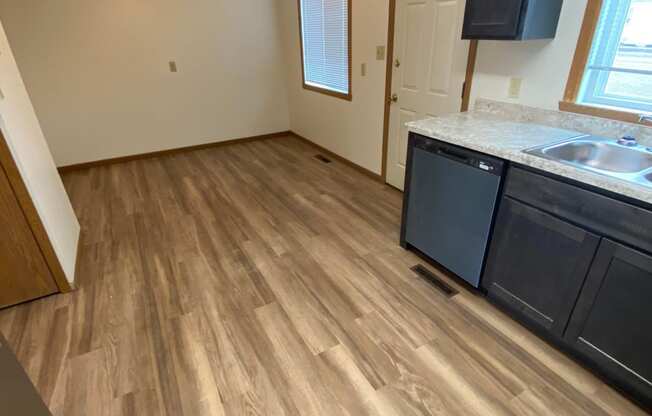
[407,108,652,206]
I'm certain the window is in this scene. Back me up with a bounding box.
[563,0,652,124]
[298,0,352,100]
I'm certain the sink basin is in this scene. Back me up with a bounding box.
[538,140,652,173]
[525,136,652,189]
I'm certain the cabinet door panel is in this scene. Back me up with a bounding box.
[463,0,524,39]
[483,197,600,336]
[566,240,652,405]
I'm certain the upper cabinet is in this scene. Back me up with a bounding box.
[462,0,563,40]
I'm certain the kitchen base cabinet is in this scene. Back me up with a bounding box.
[565,239,652,407]
[483,197,600,337]
[483,165,652,411]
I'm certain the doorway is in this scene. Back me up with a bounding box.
[382,0,476,190]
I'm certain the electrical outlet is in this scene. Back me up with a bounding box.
[376,46,386,61]
[361,63,367,77]
[508,77,522,98]
[169,61,178,73]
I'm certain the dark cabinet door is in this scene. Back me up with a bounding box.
[565,239,652,406]
[462,0,525,39]
[483,197,600,336]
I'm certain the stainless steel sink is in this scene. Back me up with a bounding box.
[540,140,652,173]
[525,136,652,189]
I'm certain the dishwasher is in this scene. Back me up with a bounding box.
[400,133,505,288]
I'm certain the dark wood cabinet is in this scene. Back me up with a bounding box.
[484,166,652,410]
[565,239,652,406]
[462,0,563,40]
[483,197,600,336]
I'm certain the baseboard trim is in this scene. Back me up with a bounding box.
[289,131,384,183]
[58,130,386,185]
[57,130,292,173]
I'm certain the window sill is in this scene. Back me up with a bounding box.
[302,83,352,101]
[559,101,651,127]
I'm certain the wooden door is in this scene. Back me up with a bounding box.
[386,0,470,190]
[0,163,57,308]
[565,239,652,407]
[483,197,600,337]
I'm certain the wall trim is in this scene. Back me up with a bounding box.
[381,0,397,182]
[461,40,479,112]
[57,131,292,173]
[58,129,384,182]
[289,131,384,183]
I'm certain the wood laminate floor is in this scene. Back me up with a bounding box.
[0,135,647,415]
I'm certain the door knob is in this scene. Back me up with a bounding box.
[390,94,398,103]
[394,59,401,68]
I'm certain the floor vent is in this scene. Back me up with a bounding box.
[315,154,332,164]
[411,264,458,297]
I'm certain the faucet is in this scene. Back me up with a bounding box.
[617,136,638,146]
[641,114,652,124]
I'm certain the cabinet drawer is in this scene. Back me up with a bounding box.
[505,167,652,254]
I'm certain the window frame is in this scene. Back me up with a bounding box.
[561,0,652,126]
[297,0,353,101]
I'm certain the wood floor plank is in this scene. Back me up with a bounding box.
[0,135,645,415]
[254,302,349,416]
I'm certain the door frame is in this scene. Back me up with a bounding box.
[0,129,72,293]
[380,0,479,182]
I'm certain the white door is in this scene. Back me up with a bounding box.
[386,0,470,190]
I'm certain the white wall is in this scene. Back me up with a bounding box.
[470,0,588,110]
[3,0,591,175]
[0,0,290,167]
[278,0,587,175]
[279,0,389,175]
[0,21,80,283]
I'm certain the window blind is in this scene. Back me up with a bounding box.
[300,0,350,95]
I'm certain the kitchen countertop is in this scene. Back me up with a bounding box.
[407,110,652,206]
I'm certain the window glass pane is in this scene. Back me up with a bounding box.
[300,0,349,95]
[579,0,652,113]
[604,71,652,101]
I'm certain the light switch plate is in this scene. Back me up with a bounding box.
[169,61,178,73]
[361,63,367,77]
[508,77,523,98]
[376,46,386,60]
